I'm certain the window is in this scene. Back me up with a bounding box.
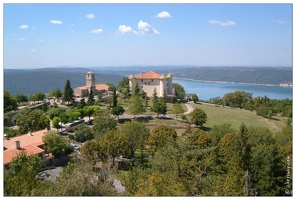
[148,82,150,85]
[141,79,143,82]
[151,79,153,82]
[145,82,146,85]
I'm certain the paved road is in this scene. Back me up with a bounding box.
[183,102,194,115]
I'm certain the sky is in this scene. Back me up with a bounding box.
[2,2,293,69]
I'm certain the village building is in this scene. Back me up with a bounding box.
[129,70,174,98]
[3,129,50,168]
[73,71,110,98]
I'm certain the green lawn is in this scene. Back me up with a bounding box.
[189,102,286,132]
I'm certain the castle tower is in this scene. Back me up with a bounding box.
[166,72,173,95]
[86,71,95,94]
[129,73,136,92]
[159,74,166,97]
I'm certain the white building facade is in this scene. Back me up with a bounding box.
[129,70,174,97]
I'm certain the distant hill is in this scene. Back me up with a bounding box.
[171,67,292,85]
[4,70,125,96]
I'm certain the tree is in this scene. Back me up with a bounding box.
[12,109,50,133]
[14,94,28,105]
[42,101,49,112]
[62,79,74,105]
[84,106,95,120]
[87,89,95,106]
[171,102,185,119]
[80,140,107,164]
[4,90,18,113]
[117,77,130,94]
[42,131,73,158]
[120,121,150,158]
[4,151,43,196]
[112,88,118,107]
[189,108,207,127]
[111,105,125,120]
[59,113,69,128]
[73,124,93,143]
[172,83,186,99]
[148,124,177,154]
[34,92,46,102]
[47,88,63,102]
[128,94,145,118]
[99,129,129,165]
[77,98,87,109]
[66,109,81,122]
[92,110,117,139]
[52,116,61,132]
[104,96,113,108]
[134,82,140,96]
[152,101,167,118]
[106,83,116,91]
[192,94,199,103]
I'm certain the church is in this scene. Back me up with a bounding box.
[73,71,109,98]
[129,70,174,98]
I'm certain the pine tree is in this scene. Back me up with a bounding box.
[62,80,74,105]
[134,82,140,96]
[87,89,95,106]
[112,88,117,107]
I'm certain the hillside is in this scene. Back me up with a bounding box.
[4,70,125,96]
[171,67,292,85]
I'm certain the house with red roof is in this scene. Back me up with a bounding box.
[129,70,174,97]
[3,129,48,167]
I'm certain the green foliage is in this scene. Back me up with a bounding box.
[73,124,93,142]
[4,90,18,112]
[148,124,177,154]
[128,94,145,118]
[80,140,107,163]
[47,88,63,101]
[111,105,125,119]
[106,83,116,91]
[151,101,167,117]
[189,108,207,127]
[171,102,185,119]
[99,129,129,163]
[52,116,61,131]
[12,108,50,133]
[223,91,252,108]
[77,98,87,109]
[42,131,73,158]
[42,101,49,112]
[62,79,74,104]
[92,110,117,139]
[172,83,186,99]
[84,105,96,119]
[14,93,28,105]
[4,151,43,196]
[191,94,198,103]
[112,89,118,107]
[87,89,95,106]
[120,121,150,158]
[134,82,140,96]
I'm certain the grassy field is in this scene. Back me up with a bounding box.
[190,102,287,132]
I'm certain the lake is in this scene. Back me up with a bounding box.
[173,77,293,101]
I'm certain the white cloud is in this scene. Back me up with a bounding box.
[86,13,95,19]
[118,25,137,34]
[19,25,29,29]
[50,20,63,24]
[70,23,75,26]
[155,11,172,18]
[30,49,37,52]
[208,20,236,26]
[138,20,160,35]
[90,29,103,34]
[272,20,285,24]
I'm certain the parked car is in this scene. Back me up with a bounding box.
[71,144,80,150]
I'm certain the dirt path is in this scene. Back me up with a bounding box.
[263,117,279,132]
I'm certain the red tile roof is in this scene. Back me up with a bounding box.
[135,71,162,79]
[95,83,109,91]
[3,129,47,165]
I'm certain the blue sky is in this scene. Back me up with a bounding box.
[3,3,293,69]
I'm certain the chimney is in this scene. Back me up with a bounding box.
[15,140,20,150]
[28,131,32,136]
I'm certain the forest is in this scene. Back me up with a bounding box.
[3,77,293,196]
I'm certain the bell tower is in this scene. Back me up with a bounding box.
[86,71,95,94]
